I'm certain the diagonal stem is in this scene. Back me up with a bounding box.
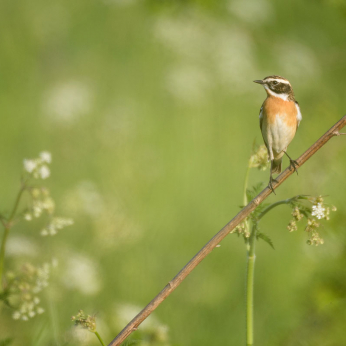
[108,115,346,346]
[246,224,256,346]
[95,331,106,346]
[0,184,26,289]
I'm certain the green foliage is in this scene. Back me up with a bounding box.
[246,183,269,219]
[0,339,13,346]
[256,232,275,250]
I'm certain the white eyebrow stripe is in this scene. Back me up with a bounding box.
[265,78,290,85]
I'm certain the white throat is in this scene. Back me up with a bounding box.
[264,85,289,101]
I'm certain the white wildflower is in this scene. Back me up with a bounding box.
[39,151,52,163]
[6,236,38,257]
[53,217,74,229]
[24,159,37,173]
[248,144,269,170]
[63,254,101,295]
[43,81,92,126]
[22,315,29,321]
[42,217,73,236]
[228,0,273,25]
[41,197,55,214]
[39,165,50,179]
[24,213,32,221]
[12,311,21,320]
[33,297,40,304]
[48,226,57,236]
[311,203,326,219]
[40,229,49,236]
[33,204,43,218]
[28,311,36,318]
[52,258,59,268]
[37,307,45,314]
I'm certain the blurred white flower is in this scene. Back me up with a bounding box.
[23,152,52,179]
[8,262,51,320]
[52,258,59,268]
[41,217,74,237]
[155,13,260,96]
[40,151,52,163]
[62,254,102,295]
[24,213,32,221]
[12,311,21,320]
[228,0,273,25]
[39,165,50,179]
[43,81,92,125]
[63,181,105,217]
[24,159,37,173]
[7,236,38,257]
[71,326,95,344]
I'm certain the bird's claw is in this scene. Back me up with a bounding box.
[289,159,299,175]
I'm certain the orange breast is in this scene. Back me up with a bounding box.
[263,96,298,128]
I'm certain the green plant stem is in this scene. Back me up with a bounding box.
[0,227,10,289]
[246,224,256,346]
[0,185,25,288]
[95,331,106,346]
[244,194,307,345]
[243,163,255,345]
[243,166,251,241]
[243,166,250,207]
[257,195,307,221]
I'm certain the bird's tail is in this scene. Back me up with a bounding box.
[272,158,282,174]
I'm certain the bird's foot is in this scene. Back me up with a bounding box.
[289,159,299,175]
[268,176,279,195]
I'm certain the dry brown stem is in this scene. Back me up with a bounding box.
[108,115,346,346]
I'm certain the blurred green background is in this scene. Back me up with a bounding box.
[1,0,346,345]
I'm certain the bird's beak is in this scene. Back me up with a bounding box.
[253,79,264,84]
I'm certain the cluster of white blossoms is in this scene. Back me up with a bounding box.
[23,151,52,179]
[71,310,97,333]
[24,187,55,220]
[7,262,52,321]
[312,203,327,220]
[23,184,73,237]
[287,196,337,246]
[248,144,269,171]
[41,217,74,236]
[231,221,250,238]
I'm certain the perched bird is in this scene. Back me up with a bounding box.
[254,75,302,193]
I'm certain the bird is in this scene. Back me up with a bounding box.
[254,75,302,193]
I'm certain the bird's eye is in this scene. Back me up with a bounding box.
[272,81,278,85]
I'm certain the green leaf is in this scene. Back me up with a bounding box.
[256,232,275,249]
[246,182,265,202]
